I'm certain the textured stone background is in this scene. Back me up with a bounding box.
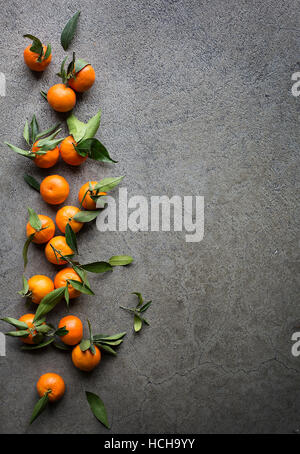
[0,0,299,434]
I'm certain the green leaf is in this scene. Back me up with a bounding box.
[18,275,30,297]
[93,332,126,342]
[37,137,63,152]
[72,210,101,223]
[88,141,117,163]
[23,121,30,145]
[35,324,52,334]
[30,115,39,143]
[134,314,142,332]
[80,339,91,351]
[80,262,112,273]
[139,316,150,326]
[132,292,143,307]
[95,343,116,356]
[21,338,54,350]
[140,301,152,312]
[23,233,35,269]
[67,51,76,75]
[85,391,110,429]
[34,287,66,322]
[64,285,70,307]
[55,326,69,336]
[57,56,68,82]
[75,138,117,163]
[5,142,35,158]
[72,265,90,287]
[24,34,43,60]
[74,58,89,74]
[93,176,124,193]
[67,279,94,295]
[40,91,47,100]
[119,306,135,314]
[37,127,60,142]
[98,339,123,346]
[6,330,29,337]
[87,319,93,344]
[23,34,42,45]
[35,123,60,140]
[28,207,42,231]
[1,317,28,329]
[34,318,46,327]
[109,255,133,266]
[24,174,40,192]
[67,113,87,142]
[65,223,78,254]
[82,110,101,140]
[30,393,49,425]
[61,11,81,51]
[44,44,51,60]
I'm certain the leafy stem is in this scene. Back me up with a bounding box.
[1,315,68,350]
[6,115,61,160]
[24,34,50,63]
[120,293,152,332]
[79,320,126,356]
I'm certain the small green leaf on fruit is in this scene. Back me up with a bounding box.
[28,207,42,231]
[67,279,94,295]
[34,287,66,322]
[72,210,101,223]
[80,339,91,351]
[65,223,78,254]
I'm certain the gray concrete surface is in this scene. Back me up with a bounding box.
[0,0,299,434]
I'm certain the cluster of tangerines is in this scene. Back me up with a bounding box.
[2,15,139,427]
[24,32,95,112]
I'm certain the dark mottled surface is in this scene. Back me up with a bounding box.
[0,0,299,434]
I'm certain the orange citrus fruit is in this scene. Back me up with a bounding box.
[72,344,101,371]
[24,44,52,72]
[27,275,54,304]
[36,373,65,402]
[40,175,69,205]
[60,136,87,166]
[45,236,74,265]
[18,313,37,344]
[32,140,59,169]
[58,315,83,345]
[26,214,55,244]
[68,64,95,92]
[56,205,83,234]
[78,181,106,210]
[47,83,76,112]
[54,267,81,299]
